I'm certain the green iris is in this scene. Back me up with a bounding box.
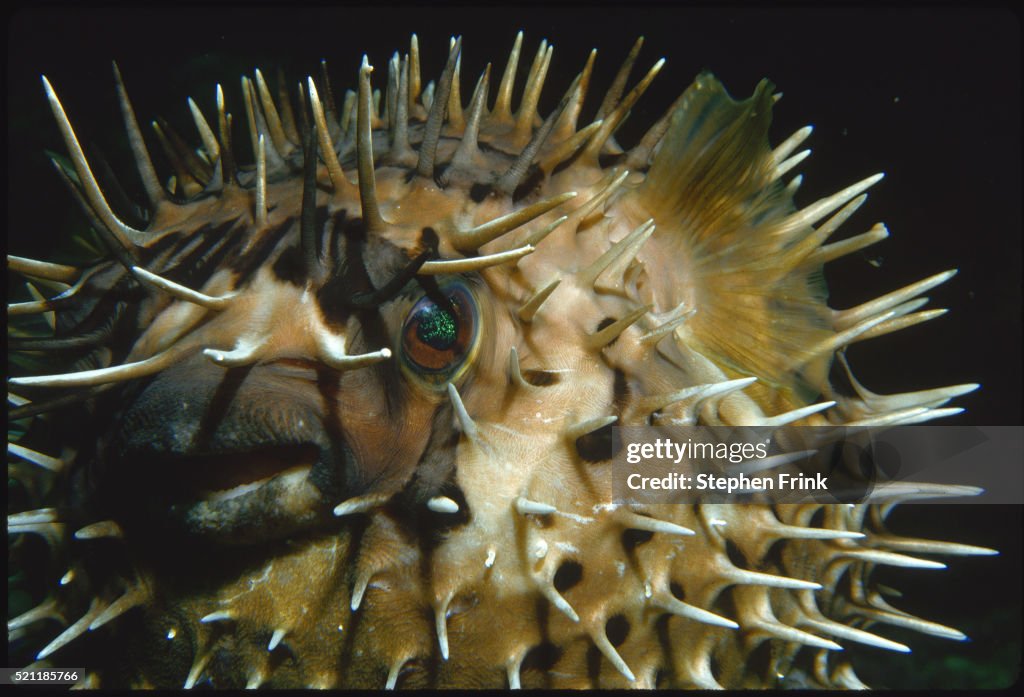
[416,304,458,350]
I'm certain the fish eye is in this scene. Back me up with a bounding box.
[400,283,480,386]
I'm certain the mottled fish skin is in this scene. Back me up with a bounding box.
[7,33,988,689]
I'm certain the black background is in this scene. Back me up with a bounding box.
[6,2,1022,688]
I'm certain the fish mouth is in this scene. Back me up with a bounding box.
[170,445,320,502]
[107,441,344,545]
[98,357,357,545]
[164,454,329,546]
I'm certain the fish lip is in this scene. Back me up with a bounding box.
[195,463,314,503]
[166,462,333,544]
[103,441,344,544]
[107,421,341,501]
[158,444,325,504]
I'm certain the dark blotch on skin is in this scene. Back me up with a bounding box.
[621,528,654,550]
[511,165,545,203]
[747,640,776,685]
[669,581,686,601]
[725,539,750,570]
[605,614,630,647]
[575,421,617,462]
[521,642,562,674]
[420,227,439,253]
[231,218,295,286]
[272,245,308,286]
[469,182,493,202]
[553,560,583,592]
[522,369,560,387]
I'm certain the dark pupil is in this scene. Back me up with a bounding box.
[416,303,458,350]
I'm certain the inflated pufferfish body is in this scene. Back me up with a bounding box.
[8,34,989,688]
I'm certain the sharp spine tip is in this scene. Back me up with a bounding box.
[385,659,404,690]
[268,628,287,651]
[131,265,236,310]
[200,610,234,624]
[183,652,211,690]
[591,629,636,682]
[515,497,557,516]
[517,277,561,323]
[618,510,695,536]
[350,571,371,611]
[333,492,389,517]
[447,382,479,442]
[419,245,534,274]
[36,600,105,660]
[805,617,910,653]
[427,496,460,514]
[654,592,739,629]
[539,582,579,623]
[435,603,450,660]
[73,520,124,540]
[731,568,822,590]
